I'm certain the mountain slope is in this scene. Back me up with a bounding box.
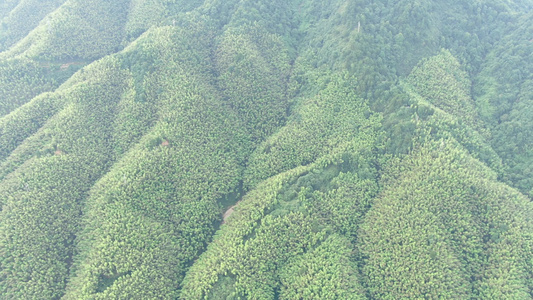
[0,0,531,299]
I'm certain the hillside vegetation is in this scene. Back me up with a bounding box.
[0,0,531,299]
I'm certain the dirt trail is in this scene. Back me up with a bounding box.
[38,60,86,70]
[222,201,241,224]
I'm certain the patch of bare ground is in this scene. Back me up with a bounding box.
[222,201,241,224]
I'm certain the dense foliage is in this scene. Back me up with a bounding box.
[0,0,531,299]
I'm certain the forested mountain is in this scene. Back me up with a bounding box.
[0,0,531,299]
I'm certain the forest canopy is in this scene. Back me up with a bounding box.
[0,0,531,299]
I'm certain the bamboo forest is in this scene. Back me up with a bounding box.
[0,0,532,299]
